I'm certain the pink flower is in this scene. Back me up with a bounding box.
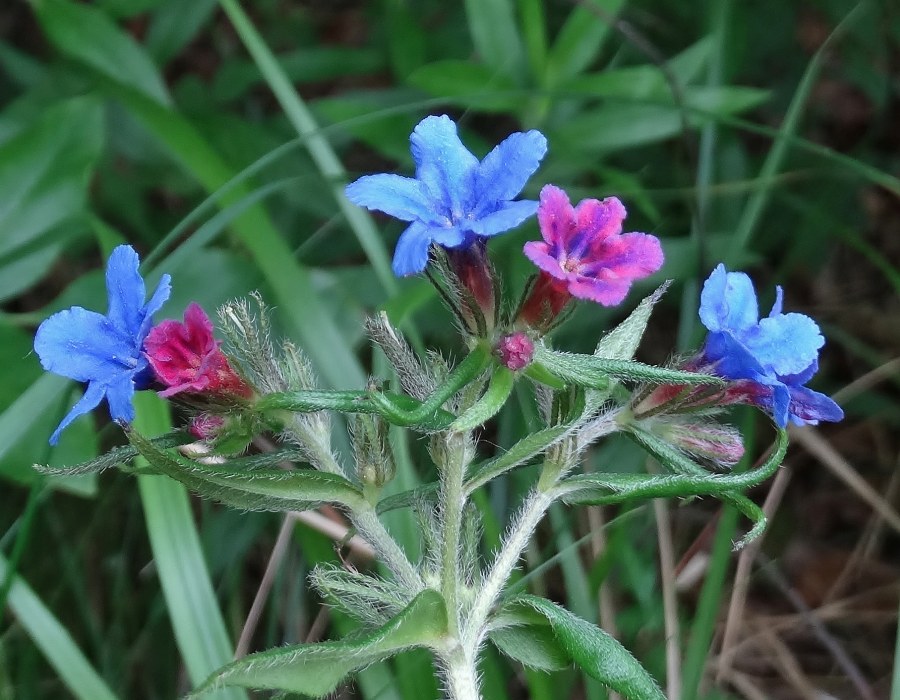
[523,185,663,307]
[145,303,251,399]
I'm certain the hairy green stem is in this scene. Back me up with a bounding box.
[439,646,482,700]
[351,507,422,593]
[440,434,470,636]
[464,488,555,647]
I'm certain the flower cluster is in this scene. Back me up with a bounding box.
[33,116,843,447]
[35,246,249,443]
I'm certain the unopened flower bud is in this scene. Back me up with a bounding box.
[189,414,225,440]
[495,332,534,371]
[351,413,394,492]
[145,303,253,400]
[187,412,254,454]
[656,420,745,467]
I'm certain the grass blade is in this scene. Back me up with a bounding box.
[0,553,118,700]
[730,1,867,253]
[218,0,397,296]
[133,392,247,700]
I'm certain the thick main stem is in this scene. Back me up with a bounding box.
[439,647,482,700]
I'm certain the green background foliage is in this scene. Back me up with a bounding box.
[0,0,895,698]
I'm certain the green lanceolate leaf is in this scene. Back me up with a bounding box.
[451,367,515,432]
[33,431,191,476]
[533,345,722,389]
[489,624,569,672]
[33,0,171,105]
[126,429,364,511]
[517,595,665,700]
[308,563,408,628]
[465,423,572,493]
[595,283,670,361]
[627,425,787,491]
[188,589,449,698]
[376,482,439,515]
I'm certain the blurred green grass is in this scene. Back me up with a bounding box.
[1,0,897,698]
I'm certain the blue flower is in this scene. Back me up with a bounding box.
[698,264,843,427]
[345,114,547,276]
[34,245,171,444]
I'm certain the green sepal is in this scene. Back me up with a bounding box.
[523,362,566,389]
[186,589,449,698]
[33,431,192,476]
[515,595,666,700]
[451,367,515,431]
[126,429,364,511]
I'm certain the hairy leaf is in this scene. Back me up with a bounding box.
[489,624,569,672]
[519,595,665,700]
[534,345,721,389]
[188,589,448,697]
[595,283,670,361]
[33,432,191,476]
[126,429,364,511]
[452,367,515,431]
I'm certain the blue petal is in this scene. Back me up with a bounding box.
[392,222,434,276]
[50,381,105,446]
[392,221,467,276]
[410,115,478,219]
[34,307,140,383]
[699,264,759,334]
[139,273,172,338]
[472,130,547,215]
[106,245,147,336]
[788,385,844,425]
[746,312,823,377]
[106,373,137,423]
[345,174,439,223]
[702,331,768,383]
[780,358,818,387]
[770,384,791,428]
[769,285,784,317]
[469,200,538,237]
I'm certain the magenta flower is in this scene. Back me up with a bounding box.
[144,303,251,399]
[523,185,663,307]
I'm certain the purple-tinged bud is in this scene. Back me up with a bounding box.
[656,420,745,467]
[189,414,225,440]
[496,332,534,371]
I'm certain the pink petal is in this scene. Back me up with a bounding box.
[567,278,632,306]
[537,185,575,246]
[574,196,626,243]
[523,241,569,282]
